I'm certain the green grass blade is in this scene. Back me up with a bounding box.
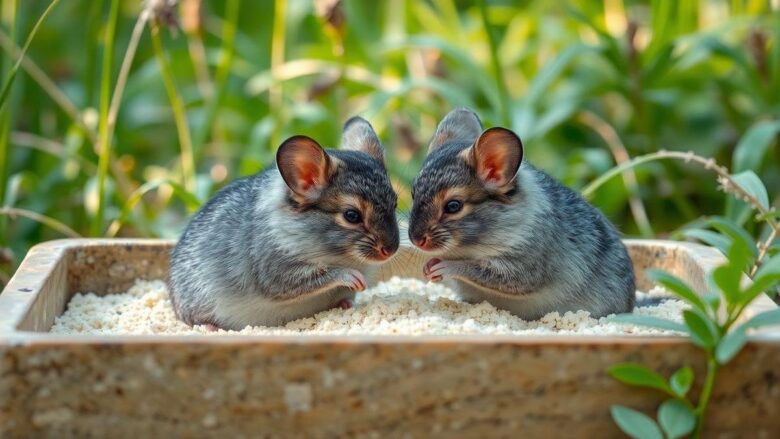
[91,0,120,237]
[0,0,60,113]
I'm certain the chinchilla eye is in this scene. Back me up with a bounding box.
[444,199,463,214]
[343,209,362,224]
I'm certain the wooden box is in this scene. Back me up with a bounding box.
[0,239,778,438]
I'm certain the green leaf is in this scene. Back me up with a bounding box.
[739,254,780,304]
[715,327,747,364]
[731,171,770,210]
[682,309,718,348]
[609,363,673,394]
[706,217,758,258]
[733,120,780,173]
[609,314,688,333]
[702,292,721,314]
[610,405,664,439]
[741,309,780,330]
[658,399,696,439]
[646,269,707,312]
[754,253,780,284]
[712,265,742,305]
[525,43,593,105]
[669,367,693,397]
[681,229,730,255]
[717,310,780,364]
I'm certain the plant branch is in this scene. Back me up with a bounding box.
[583,150,778,227]
[583,149,780,274]
[578,111,653,237]
[752,225,779,277]
[692,356,718,438]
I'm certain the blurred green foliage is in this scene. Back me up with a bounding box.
[0,0,779,283]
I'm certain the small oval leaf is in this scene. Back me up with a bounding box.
[715,328,747,364]
[742,309,780,330]
[731,171,770,209]
[682,309,718,348]
[609,363,673,394]
[682,229,730,255]
[733,120,780,173]
[610,405,664,439]
[646,269,708,312]
[669,367,693,397]
[706,217,758,258]
[658,399,696,439]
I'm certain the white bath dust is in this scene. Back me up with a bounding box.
[49,278,686,336]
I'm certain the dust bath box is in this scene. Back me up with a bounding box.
[0,239,778,437]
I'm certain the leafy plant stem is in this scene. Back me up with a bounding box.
[752,226,779,277]
[92,0,120,237]
[477,0,510,126]
[151,21,196,194]
[693,357,718,438]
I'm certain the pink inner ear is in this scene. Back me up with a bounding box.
[482,157,503,182]
[297,163,320,191]
[473,127,522,187]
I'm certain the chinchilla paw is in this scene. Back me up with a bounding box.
[335,269,367,292]
[423,258,456,282]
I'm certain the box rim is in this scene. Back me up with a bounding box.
[1,238,777,346]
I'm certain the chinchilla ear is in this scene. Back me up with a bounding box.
[341,116,384,162]
[428,107,483,153]
[276,135,332,202]
[468,127,523,190]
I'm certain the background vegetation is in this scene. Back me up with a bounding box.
[1,0,778,284]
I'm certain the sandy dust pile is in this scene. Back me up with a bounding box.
[50,277,686,336]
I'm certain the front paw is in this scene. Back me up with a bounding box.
[423,258,457,282]
[335,269,367,292]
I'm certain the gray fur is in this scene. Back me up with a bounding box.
[428,107,483,152]
[168,120,399,329]
[341,116,384,162]
[409,108,636,320]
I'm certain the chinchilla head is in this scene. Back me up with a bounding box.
[408,108,524,257]
[276,116,399,264]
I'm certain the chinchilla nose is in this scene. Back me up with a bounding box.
[378,229,399,258]
[412,234,430,249]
